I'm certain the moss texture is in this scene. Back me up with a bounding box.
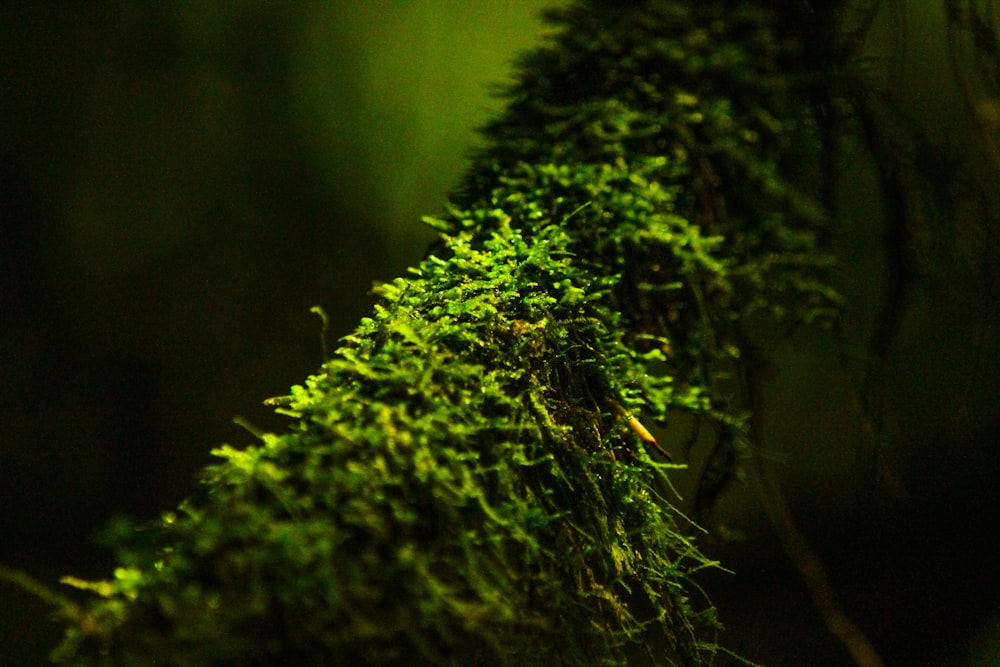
[51,2,838,665]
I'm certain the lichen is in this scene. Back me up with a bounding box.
[50,2,839,665]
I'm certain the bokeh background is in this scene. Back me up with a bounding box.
[2,2,998,665]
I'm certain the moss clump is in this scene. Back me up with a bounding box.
[52,2,838,665]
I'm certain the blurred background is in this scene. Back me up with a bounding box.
[1,2,997,665]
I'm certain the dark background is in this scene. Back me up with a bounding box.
[2,2,998,665]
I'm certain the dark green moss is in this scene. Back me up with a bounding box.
[51,2,839,665]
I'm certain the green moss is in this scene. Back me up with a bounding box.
[50,1,839,665]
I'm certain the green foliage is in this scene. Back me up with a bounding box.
[50,1,838,665]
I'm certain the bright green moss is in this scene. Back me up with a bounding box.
[50,2,840,665]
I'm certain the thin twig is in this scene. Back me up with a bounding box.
[742,347,886,667]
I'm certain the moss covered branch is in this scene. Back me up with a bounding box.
[43,2,845,665]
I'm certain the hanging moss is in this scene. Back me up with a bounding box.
[47,1,839,665]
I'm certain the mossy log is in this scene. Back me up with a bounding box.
[51,2,839,665]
